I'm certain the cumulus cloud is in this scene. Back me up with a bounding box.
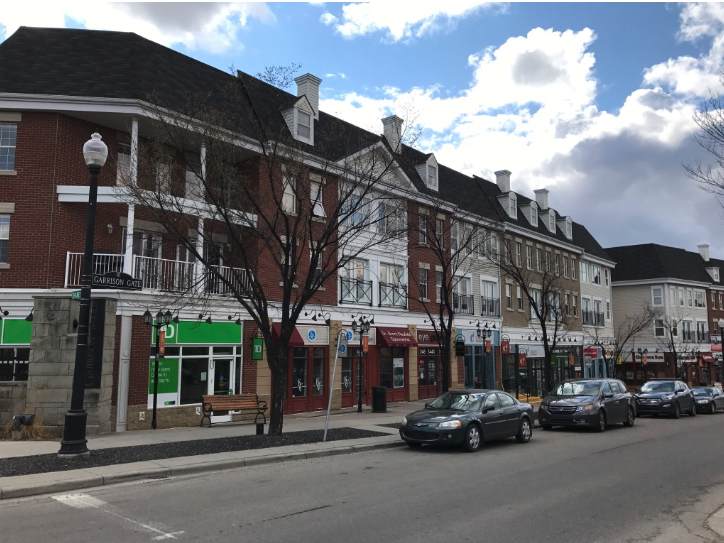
[0,2,275,54]
[321,1,501,42]
[320,10,724,253]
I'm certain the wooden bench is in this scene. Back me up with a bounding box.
[200,394,268,428]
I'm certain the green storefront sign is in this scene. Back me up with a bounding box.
[0,319,32,345]
[252,338,264,360]
[148,358,180,395]
[151,320,242,345]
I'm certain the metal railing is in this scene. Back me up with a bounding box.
[453,294,474,315]
[480,297,500,317]
[340,276,373,305]
[582,310,605,327]
[65,252,251,296]
[379,282,407,308]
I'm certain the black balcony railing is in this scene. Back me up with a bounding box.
[340,276,373,305]
[582,310,605,326]
[379,282,407,308]
[453,294,474,315]
[480,297,500,317]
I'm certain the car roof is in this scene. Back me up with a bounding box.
[447,389,496,394]
[647,378,680,381]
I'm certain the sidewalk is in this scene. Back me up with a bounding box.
[0,401,420,500]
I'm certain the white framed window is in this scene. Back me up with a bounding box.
[565,218,572,240]
[670,287,676,307]
[564,293,570,316]
[427,164,438,190]
[155,155,172,193]
[580,261,588,283]
[451,221,458,252]
[530,203,538,226]
[464,225,474,256]
[310,181,325,218]
[720,292,723,309]
[536,248,542,272]
[436,217,444,249]
[679,287,685,307]
[185,162,204,202]
[419,268,428,299]
[0,214,9,263]
[117,142,131,185]
[436,271,443,302]
[695,290,705,308]
[488,233,498,259]
[548,212,556,233]
[652,286,663,306]
[682,320,694,342]
[604,269,609,286]
[697,321,708,342]
[526,245,532,269]
[517,285,523,311]
[530,289,542,319]
[712,291,716,309]
[310,249,322,287]
[715,269,720,281]
[418,215,427,245]
[572,258,577,280]
[515,241,522,266]
[505,283,512,310]
[380,263,404,286]
[297,110,311,140]
[654,319,664,337]
[687,288,693,307]
[592,265,601,285]
[563,256,568,278]
[508,193,517,218]
[606,299,611,321]
[0,123,17,171]
[573,294,578,316]
[554,254,560,276]
[545,250,551,271]
[282,176,296,214]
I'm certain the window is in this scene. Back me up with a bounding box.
[0,124,17,171]
[563,256,569,278]
[0,215,8,263]
[716,269,721,281]
[185,162,204,202]
[419,268,428,299]
[436,271,443,302]
[573,295,578,316]
[310,181,325,217]
[435,218,444,249]
[654,319,664,337]
[580,261,588,283]
[117,143,131,185]
[515,242,522,266]
[565,219,572,240]
[530,289,542,319]
[679,287,685,307]
[545,250,551,271]
[517,285,523,310]
[282,176,296,214]
[695,290,705,308]
[554,254,560,276]
[697,321,707,342]
[652,286,663,306]
[687,288,693,307]
[484,393,499,411]
[451,222,458,252]
[310,250,322,287]
[505,283,512,310]
[682,320,694,342]
[498,393,515,408]
[571,258,576,280]
[548,213,556,233]
[526,245,532,269]
[720,293,723,309]
[536,248,542,271]
[712,291,717,310]
[418,215,427,245]
[564,294,570,316]
[505,241,511,264]
[671,287,677,307]
[155,155,171,193]
[530,204,538,226]
[604,269,609,286]
[488,234,498,259]
[297,111,311,140]
[606,300,611,320]
[464,225,474,256]
[427,165,438,190]
[453,276,471,312]
[508,194,517,218]
[592,265,601,285]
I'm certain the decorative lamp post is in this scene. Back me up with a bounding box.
[144,308,174,429]
[58,133,107,457]
[718,318,724,385]
[351,315,372,413]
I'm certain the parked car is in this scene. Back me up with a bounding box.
[399,390,533,452]
[692,387,724,414]
[634,379,696,418]
[538,379,636,432]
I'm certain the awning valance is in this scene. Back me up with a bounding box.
[377,327,417,347]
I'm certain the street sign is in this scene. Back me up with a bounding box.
[337,333,348,355]
[91,271,142,291]
[252,338,264,360]
[71,290,81,300]
[362,335,369,353]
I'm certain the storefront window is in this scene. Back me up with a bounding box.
[312,347,324,396]
[292,347,307,397]
[341,358,352,393]
[380,358,393,388]
[381,347,405,389]
[180,357,208,405]
[427,358,437,385]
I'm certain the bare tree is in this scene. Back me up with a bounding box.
[119,67,416,434]
[655,309,696,381]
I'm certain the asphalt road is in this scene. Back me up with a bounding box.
[3,412,724,543]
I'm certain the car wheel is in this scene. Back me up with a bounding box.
[406,441,422,448]
[516,418,532,443]
[689,403,697,417]
[711,402,717,415]
[672,402,681,419]
[596,410,606,433]
[462,424,482,452]
[624,407,635,427]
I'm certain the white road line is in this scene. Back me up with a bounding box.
[53,493,185,540]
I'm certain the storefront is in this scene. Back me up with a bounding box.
[149,319,244,424]
[0,319,31,381]
[582,346,606,378]
[416,329,441,400]
[620,351,668,385]
[683,352,717,387]
[459,328,496,390]
[515,345,577,397]
[273,324,330,414]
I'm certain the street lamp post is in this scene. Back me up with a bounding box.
[144,309,174,429]
[718,319,724,385]
[58,133,108,457]
[351,315,372,413]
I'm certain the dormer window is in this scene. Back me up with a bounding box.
[530,202,538,226]
[547,210,556,233]
[283,99,315,145]
[427,165,438,190]
[716,269,720,282]
[417,155,439,191]
[508,193,517,219]
[297,111,311,139]
[565,218,572,240]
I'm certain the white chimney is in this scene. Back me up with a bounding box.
[294,73,322,120]
[698,244,710,262]
[382,115,404,153]
[495,170,511,193]
[534,188,549,210]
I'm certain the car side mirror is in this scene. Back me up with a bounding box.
[603,392,614,399]
[484,406,495,413]
[424,402,430,408]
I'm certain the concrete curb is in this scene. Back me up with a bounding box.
[0,439,405,500]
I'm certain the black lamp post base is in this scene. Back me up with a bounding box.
[58,409,89,457]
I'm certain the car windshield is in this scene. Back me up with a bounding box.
[427,392,482,411]
[552,381,602,396]
[693,388,714,396]
[640,381,675,393]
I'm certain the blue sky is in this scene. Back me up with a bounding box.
[2,2,723,255]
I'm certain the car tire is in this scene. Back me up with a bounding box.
[516,418,532,443]
[624,407,635,427]
[672,402,680,419]
[595,410,606,433]
[689,403,697,417]
[406,441,422,448]
[711,402,717,415]
[462,424,482,452]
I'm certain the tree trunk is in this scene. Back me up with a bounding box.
[440,348,450,393]
[267,348,287,436]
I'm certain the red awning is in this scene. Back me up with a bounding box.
[272,323,305,347]
[377,327,418,347]
[702,354,716,363]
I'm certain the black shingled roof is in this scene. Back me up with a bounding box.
[606,244,713,283]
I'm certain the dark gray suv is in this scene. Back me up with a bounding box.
[634,379,696,418]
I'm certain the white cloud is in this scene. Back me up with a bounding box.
[0,2,276,55]
[320,16,724,253]
[321,1,501,42]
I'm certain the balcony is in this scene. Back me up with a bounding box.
[582,310,605,327]
[340,277,373,306]
[480,297,500,317]
[453,294,474,315]
[65,252,252,296]
[379,282,407,308]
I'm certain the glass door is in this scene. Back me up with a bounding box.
[208,357,234,422]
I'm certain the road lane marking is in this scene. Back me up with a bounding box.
[53,493,185,540]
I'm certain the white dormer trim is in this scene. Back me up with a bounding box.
[282,96,315,146]
[415,154,439,191]
[557,216,572,240]
[522,201,538,227]
[546,209,556,234]
[509,192,518,219]
[706,267,720,282]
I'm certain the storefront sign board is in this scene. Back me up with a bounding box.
[152,320,242,345]
[148,357,179,395]
[252,338,264,360]
[0,318,32,345]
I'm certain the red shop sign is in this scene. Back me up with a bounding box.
[501,340,510,354]
[518,353,527,368]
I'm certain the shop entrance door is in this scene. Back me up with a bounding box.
[288,347,328,413]
[417,348,439,400]
[208,357,234,423]
[341,348,370,408]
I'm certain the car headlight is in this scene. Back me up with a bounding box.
[439,420,462,428]
[576,404,594,412]
[401,417,407,426]
[697,400,709,404]
[661,395,673,401]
